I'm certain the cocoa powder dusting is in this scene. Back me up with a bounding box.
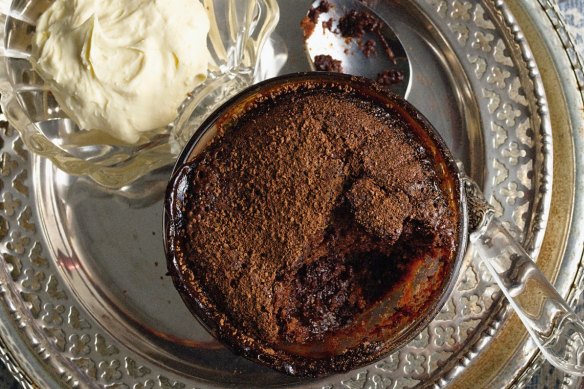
[175,83,456,346]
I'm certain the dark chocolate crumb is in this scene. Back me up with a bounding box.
[362,39,376,57]
[377,69,405,85]
[314,54,343,72]
[338,10,379,39]
[337,9,396,63]
[322,17,334,32]
[301,0,333,39]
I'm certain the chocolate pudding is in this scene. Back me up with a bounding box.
[166,75,463,377]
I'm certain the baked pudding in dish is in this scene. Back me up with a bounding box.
[165,73,466,377]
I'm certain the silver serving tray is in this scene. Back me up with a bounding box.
[0,0,582,388]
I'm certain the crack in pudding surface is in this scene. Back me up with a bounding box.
[172,83,457,353]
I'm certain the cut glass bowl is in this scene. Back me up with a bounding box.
[0,0,279,188]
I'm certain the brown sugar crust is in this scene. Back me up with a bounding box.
[166,77,462,377]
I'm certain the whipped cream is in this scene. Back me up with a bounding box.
[32,0,211,143]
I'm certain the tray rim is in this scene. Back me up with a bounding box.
[447,0,584,387]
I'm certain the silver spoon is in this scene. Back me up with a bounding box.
[305,0,584,376]
[304,0,411,97]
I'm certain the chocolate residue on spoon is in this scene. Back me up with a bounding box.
[301,0,333,39]
[314,54,344,72]
[377,68,405,86]
[303,1,405,83]
[337,10,396,63]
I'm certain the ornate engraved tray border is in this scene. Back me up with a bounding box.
[0,0,581,388]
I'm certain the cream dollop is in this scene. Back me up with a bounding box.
[31,0,211,143]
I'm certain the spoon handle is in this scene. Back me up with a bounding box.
[470,213,584,375]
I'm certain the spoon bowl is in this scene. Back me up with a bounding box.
[303,0,411,97]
